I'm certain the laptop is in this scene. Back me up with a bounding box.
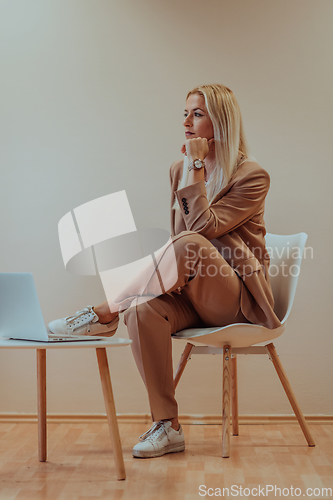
[0,273,103,343]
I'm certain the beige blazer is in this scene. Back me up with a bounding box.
[170,159,281,330]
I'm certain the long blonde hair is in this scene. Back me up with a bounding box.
[174,84,251,208]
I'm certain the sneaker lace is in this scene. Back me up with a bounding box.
[65,307,95,327]
[138,421,168,442]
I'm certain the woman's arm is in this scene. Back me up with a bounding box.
[174,164,270,240]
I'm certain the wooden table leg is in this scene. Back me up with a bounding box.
[222,345,231,458]
[96,348,126,481]
[37,349,47,462]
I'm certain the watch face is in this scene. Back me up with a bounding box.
[194,159,203,169]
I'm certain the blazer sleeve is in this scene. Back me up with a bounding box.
[174,166,270,240]
[169,160,182,237]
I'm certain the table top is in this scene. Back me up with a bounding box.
[0,336,132,349]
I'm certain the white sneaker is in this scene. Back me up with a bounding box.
[48,306,119,337]
[132,420,185,458]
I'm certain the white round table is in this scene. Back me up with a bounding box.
[0,336,132,481]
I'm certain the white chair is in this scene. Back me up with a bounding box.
[172,233,315,457]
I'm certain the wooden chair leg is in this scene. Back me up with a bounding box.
[96,348,126,480]
[174,342,194,389]
[222,345,231,457]
[37,349,47,462]
[266,343,315,447]
[230,355,239,436]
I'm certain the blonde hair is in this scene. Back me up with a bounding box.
[173,84,251,208]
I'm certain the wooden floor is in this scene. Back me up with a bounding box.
[0,422,332,499]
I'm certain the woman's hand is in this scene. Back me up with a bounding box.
[181,137,214,163]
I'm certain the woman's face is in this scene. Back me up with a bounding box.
[183,94,214,141]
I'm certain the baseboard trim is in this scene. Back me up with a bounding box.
[0,413,332,425]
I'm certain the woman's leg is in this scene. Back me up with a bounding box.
[122,232,247,423]
[93,301,118,323]
[119,231,246,323]
[124,291,203,425]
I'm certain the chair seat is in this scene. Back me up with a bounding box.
[172,322,285,348]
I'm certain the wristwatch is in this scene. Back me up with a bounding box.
[188,158,205,171]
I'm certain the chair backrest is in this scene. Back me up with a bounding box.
[265,232,308,324]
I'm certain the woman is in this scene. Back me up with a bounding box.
[49,84,281,458]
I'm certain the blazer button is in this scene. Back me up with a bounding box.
[185,210,189,215]
[182,198,187,202]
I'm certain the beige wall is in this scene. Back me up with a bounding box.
[0,0,332,417]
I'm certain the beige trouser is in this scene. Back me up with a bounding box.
[122,231,248,422]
